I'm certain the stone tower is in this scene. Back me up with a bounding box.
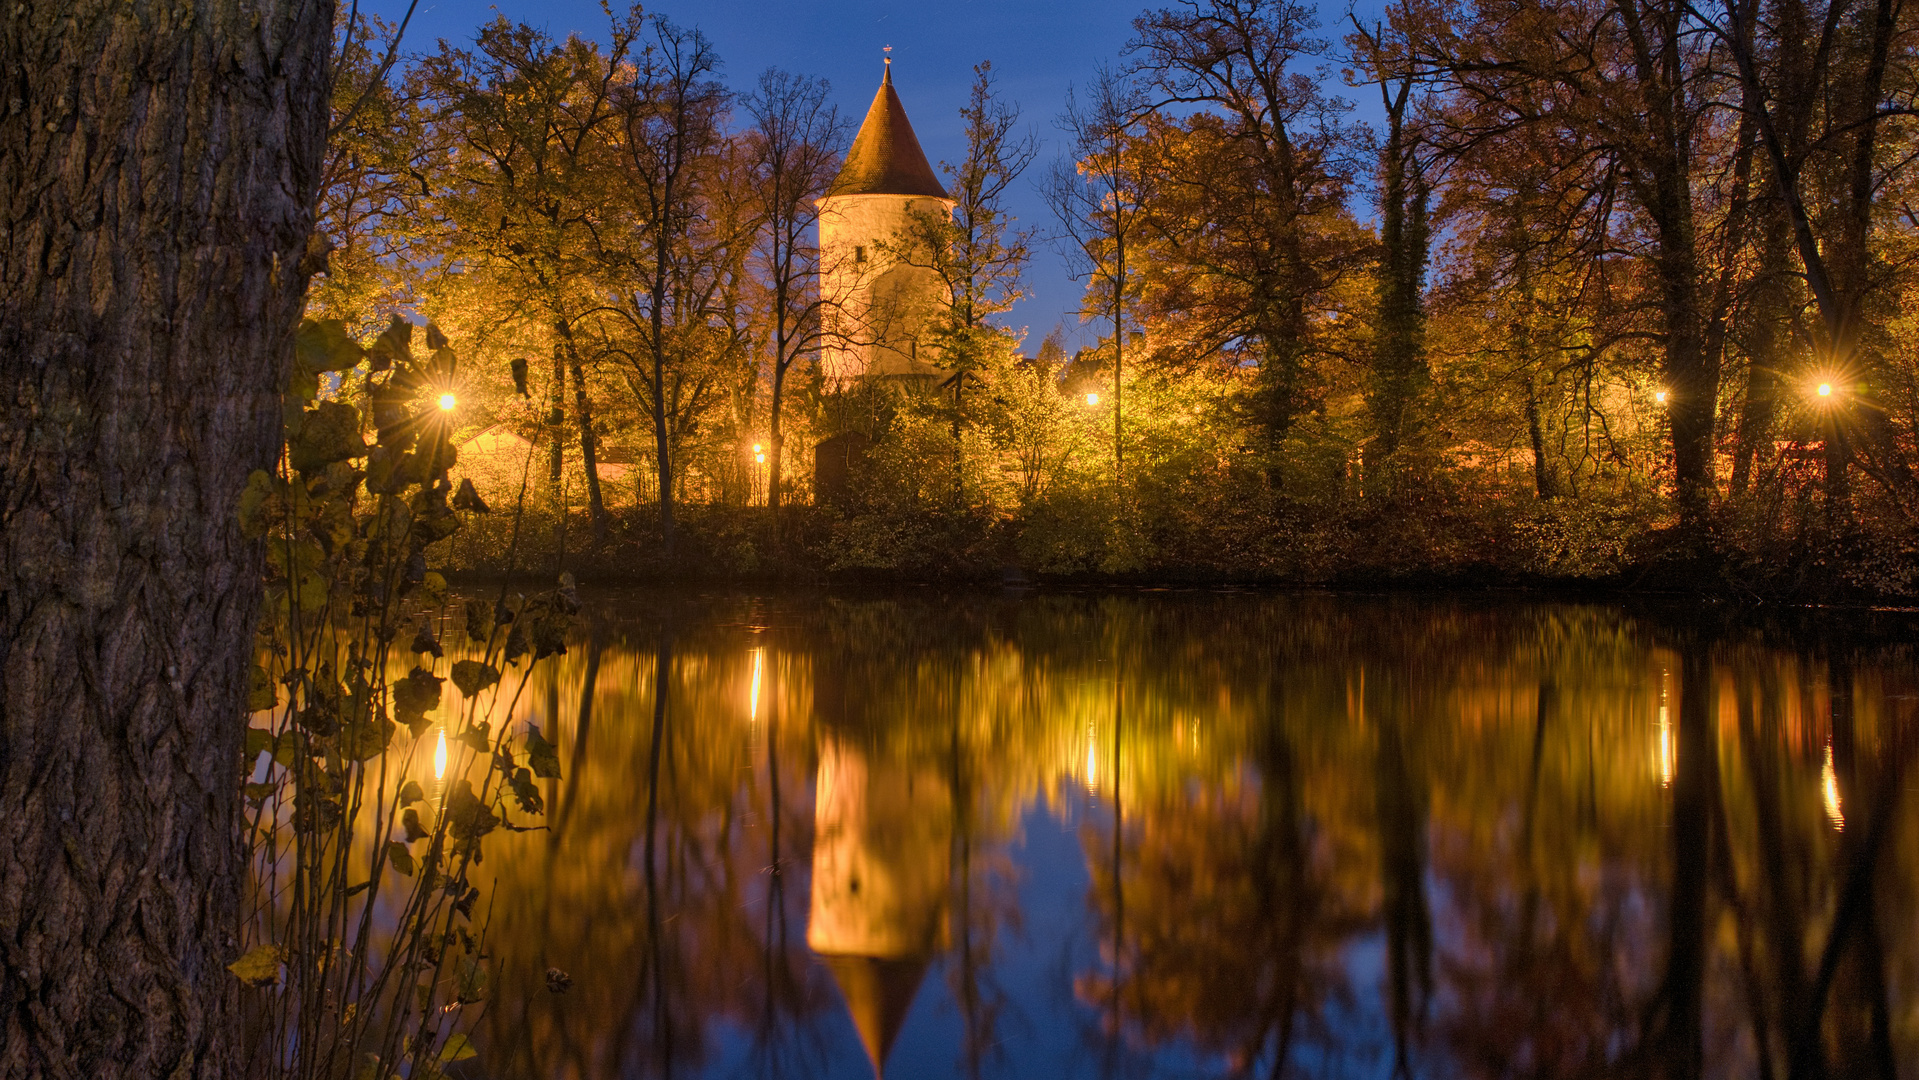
[817,61,954,382]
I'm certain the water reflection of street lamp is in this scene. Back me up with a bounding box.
[434,728,449,781]
[749,648,763,724]
[1084,721,1099,794]
[1822,743,1844,828]
[1656,670,1673,788]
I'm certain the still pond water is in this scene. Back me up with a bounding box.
[446,590,1917,1079]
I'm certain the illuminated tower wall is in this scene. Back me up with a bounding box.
[816,62,954,383]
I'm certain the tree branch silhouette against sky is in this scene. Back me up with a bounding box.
[363,0,1397,350]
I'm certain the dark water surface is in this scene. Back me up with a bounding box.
[456,590,1918,1079]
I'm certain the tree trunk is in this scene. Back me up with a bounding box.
[767,364,787,517]
[1369,79,1430,470]
[556,325,606,541]
[1731,206,1792,496]
[1525,384,1555,499]
[1660,642,1718,1080]
[651,341,674,558]
[0,2,332,1077]
[546,345,567,497]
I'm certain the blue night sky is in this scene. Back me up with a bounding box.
[364,0,1389,352]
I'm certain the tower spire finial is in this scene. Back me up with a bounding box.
[882,45,892,84]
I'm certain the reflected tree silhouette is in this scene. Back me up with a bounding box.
[428,593,1919,1078]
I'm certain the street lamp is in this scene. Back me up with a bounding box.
[1817,382,1834,398]
[1085,391,1100,407]
[438,392,457,412]
[1654,390,1668,405]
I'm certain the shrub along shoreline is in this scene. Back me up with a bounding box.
[437,501,1918,606]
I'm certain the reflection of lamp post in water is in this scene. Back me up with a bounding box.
[807,737,951,1078]
[1656,669,1673,788]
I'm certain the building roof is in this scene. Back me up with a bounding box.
[820,953,931,1078]
[828,63,949,200]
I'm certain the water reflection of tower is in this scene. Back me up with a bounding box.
[807,734,952,1078]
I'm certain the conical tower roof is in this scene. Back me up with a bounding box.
[828,63,949,200]
[821,953,932,1078]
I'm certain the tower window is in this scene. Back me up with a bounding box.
[855,245,866,264]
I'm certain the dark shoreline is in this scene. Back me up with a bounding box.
[441,569,1919,651]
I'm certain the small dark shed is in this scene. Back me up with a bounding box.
[813,432,873,507]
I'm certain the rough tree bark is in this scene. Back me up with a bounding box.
[0,1,332,1077]
[555,321,607,541]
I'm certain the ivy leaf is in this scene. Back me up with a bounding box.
[510,355,530,397]
[450,660,500,697]
[410,621,443,658]
[296,318,366,374]
[454,953,488,1002]
[507,767,544,815]
[456,720,492,755]
[531,612,568,660]
[244,726,274,762]
[524,724,562,780]
[386,841,416,877]
[402,806,430,842]
[463,598,493,644]
[238,470,282,539]
[287,400,367,475]
[228,944,285,987]
[367,313,412,372]
[440,1034,478,1062]
[444,779,499,842]
[248,664,279,712]
[243,782,276,807]
[391,667,443,737]
[272,730,308,767]
[337,717,395,761]
[398,780,424,806]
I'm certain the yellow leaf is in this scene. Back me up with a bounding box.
[228,944,284,986]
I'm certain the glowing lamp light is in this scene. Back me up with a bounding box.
[1822,743,1844,828]
[1817,382,1834,398]
[434,729,448,780]
[1654,390,1668,404]
[438,392,458,412]
[755,453,765,464]
[1085,392,1101,406]
[753,443,762,453]
[749,649,763,723]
